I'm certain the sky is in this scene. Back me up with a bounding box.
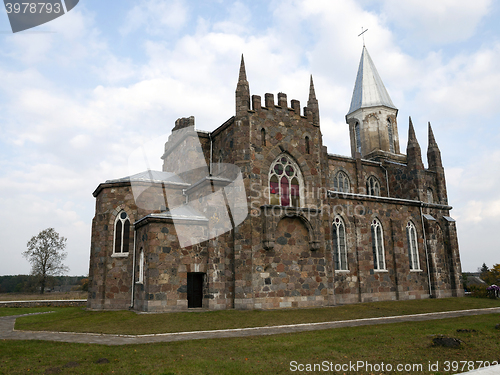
[0,0,499,276]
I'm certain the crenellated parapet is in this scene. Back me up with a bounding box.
[247,92,316,124]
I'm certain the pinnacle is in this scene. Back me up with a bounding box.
[308,75,317,101]
[428,122,437,147]
[408,117,417,142]
[238,54,247,82]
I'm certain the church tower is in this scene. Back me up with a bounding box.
[346,46,401,160]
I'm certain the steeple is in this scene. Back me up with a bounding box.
[307,75,319,126]
[406,117,424,170]
[235,54,250,116]
[347,46,397,116]
[345,46,400,159]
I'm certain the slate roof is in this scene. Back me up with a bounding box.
[105,170,186,185]
[347,46,397,116]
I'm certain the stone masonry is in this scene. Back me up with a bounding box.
[87,49,464,312]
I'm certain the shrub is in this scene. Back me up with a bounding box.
[469,285,488,298]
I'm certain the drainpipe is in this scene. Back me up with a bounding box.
[420,204,433,298]
[130,228,137,309]
[209,132,213,176]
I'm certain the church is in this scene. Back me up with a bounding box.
[87,46,464,311]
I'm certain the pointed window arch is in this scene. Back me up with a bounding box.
[114,210,130,254]
[406,221,420,270]
[366,176,380,196]
[333,171,350,193]
[333,216,348,271]
[371,218,386,270]
[269,155,303,207]
[355,122,361,153]
[387,118,395,153]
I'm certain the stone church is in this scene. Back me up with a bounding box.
[87,46,464,311]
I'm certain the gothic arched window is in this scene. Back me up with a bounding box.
[114,211,130,254]
[355,122,361,153]
[387,118,395,153]
[269,155,302,207]
[406,221,420,270]
[366,176,380,196]
[333,216,348,271]
[333,171,350,193]
[371,218,386,270]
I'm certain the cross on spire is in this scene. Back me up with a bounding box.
[358,27,368,46]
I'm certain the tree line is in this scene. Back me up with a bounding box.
[0,275,87,294]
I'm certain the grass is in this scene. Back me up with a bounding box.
[0,291,87,301]
[1,313,500,374]
[12,297,500,335]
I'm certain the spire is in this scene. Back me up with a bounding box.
[408,117,417,142]
[307,74,319,126]
[406,117,424,170]
[427,122,443,170]
[347,46,397,116]
[235,54,250,116]
[428,122,437,147]
[308,75,316,101]
[238,54,247,83]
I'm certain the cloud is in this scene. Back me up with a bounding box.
[380,0,492,44]
[120,0,188,36]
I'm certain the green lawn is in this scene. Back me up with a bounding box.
[1,314,500,374]
[12,297,500,335]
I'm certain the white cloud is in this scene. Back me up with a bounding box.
[380,0,492,44]
[120,0,188,36]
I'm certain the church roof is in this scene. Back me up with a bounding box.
[137,205,208,224]
[347,46,397,116]
[105,170,186,185]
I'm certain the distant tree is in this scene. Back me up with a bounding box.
[479,263,490,282]
[23,228,69,294]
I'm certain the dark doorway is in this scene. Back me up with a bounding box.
[187,272,204,308]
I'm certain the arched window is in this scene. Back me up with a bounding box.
[355,122,361,153]
[332,216,348,271]
[305,136,310,154]
[333,171,350,193]
[371,218,386,270]
[269,155,302,207]
[114,211,130,254]
[406,221,420,270]
[366,176,380,196]
[261,128,266,146]
[137,248,144,283]
[387,118,395,153]
[426,188,434,204]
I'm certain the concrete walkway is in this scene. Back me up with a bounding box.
[1,307,499,346]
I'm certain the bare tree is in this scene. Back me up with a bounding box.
[23,228,69,294]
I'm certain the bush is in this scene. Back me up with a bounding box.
[469,285,488,298]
